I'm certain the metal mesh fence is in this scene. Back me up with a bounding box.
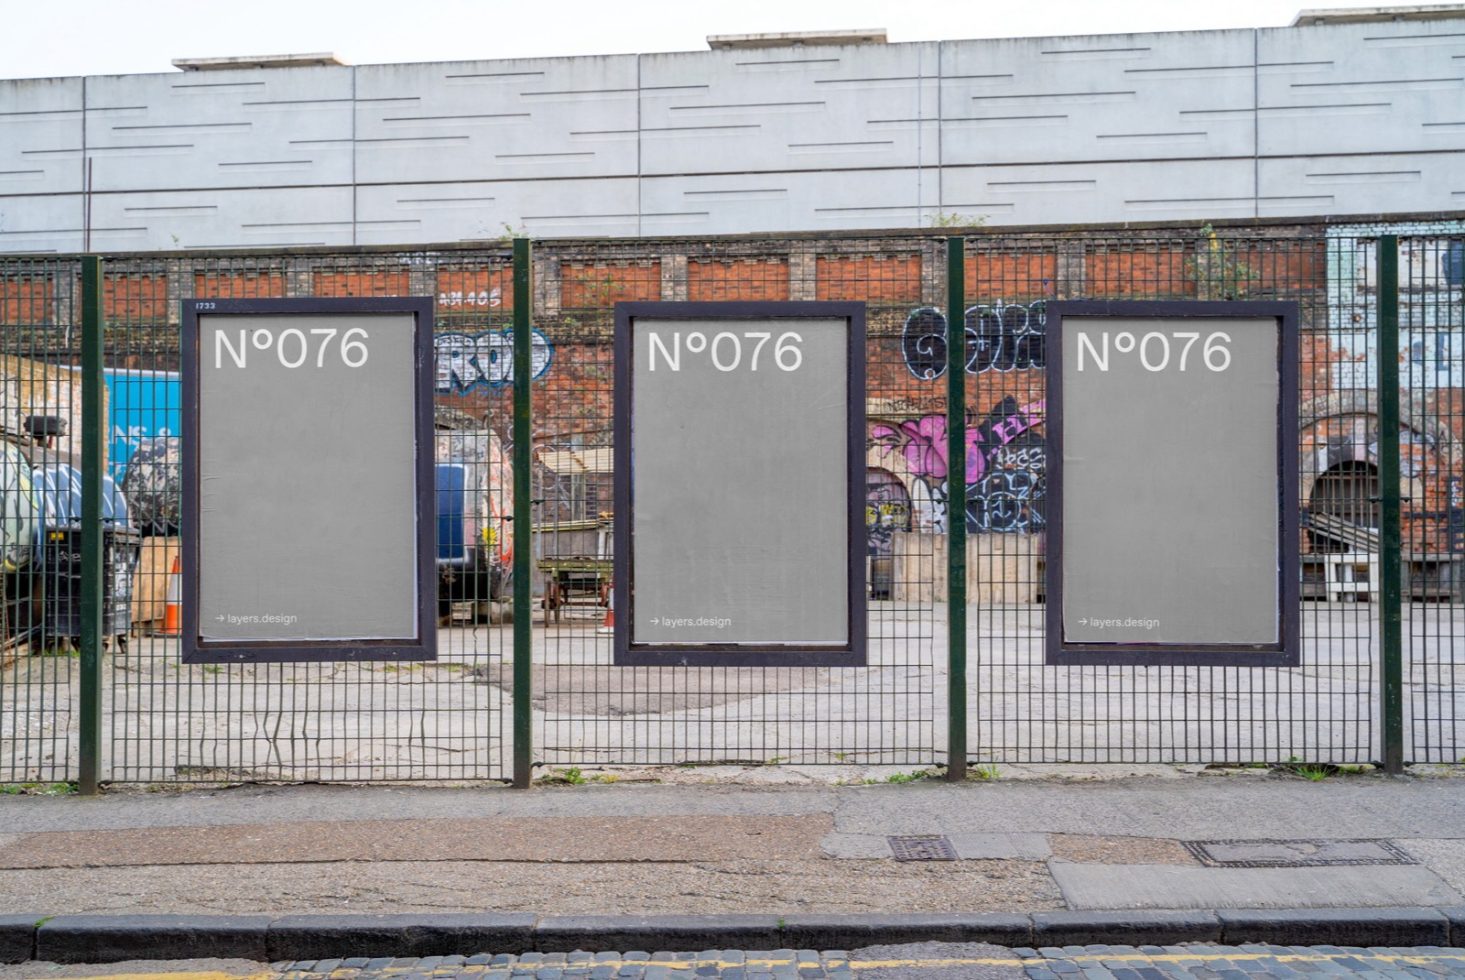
[0,257,83,784]
[532,239,941,767]
[963,231,1380,765]
[0,228,1460,783]
[97,248,514,783]
[1396,234,1465,764]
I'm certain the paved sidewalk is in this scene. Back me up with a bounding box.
[0,770,1461,961]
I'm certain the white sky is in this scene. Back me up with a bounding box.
[0,0,1430,80]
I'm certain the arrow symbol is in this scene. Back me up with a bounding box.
[651,617,660,625]
[215,615,226,622]
[1079,617,1089,626]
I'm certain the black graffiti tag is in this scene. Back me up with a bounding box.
[901,300,1047,380]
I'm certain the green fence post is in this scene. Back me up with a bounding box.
[946,237,968,782]
[512,239,534,788]
[1378,234,1404,774]
[79,256,104,795]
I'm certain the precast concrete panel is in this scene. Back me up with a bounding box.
[89,186,356,251]
[938,30,1258,167]
[941,158,1258,226]
[0,76,84,197]
[356,177,640,242]
[640,168,933,235]
[354,57,639,185]
[1258,153,1465,220]
[2,15,1463,245]
[0,196,85,254]
[1257,21,1465,157]
[83,68,354,192]
[639,44,937,175]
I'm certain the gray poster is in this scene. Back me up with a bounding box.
[1061,316,1280,646]
[198,313,419,642]
[631,317,848,646]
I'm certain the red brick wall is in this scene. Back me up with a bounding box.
[436,267,513,316]
[104,275,168,320]
[967,253,1056,299]
[688,259,788,301]
[561,263,660,308]
[312,271,410,297]
[0,278,55,324]
[817,257,920,302]
[194,272,286,299]
[1087,249,1195,297]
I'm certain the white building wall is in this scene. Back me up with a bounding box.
[1,17,1462,252]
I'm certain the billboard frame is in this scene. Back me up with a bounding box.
[180,296,437,664]
[1044,300,1301,668]
[613,301,867,668]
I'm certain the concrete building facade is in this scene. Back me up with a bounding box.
[2,10,1464,253]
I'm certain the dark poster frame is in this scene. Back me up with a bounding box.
[181,297,437,664]
[1044,300,1301,668]
[613,302,867,668]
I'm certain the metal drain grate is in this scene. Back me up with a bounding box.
[1183,839,1417,868]
[888,835,958,861]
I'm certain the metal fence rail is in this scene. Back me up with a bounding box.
[531,237,941,768]
[1396,234,1465,764]
[959,231,1379,765]
[0,257,83,784]
[0,226,1460,786]
[95,248,515,784]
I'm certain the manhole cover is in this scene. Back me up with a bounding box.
[1184,839,1416,868]
[888,835,958,861]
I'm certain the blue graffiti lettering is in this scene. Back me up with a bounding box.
[434,329,553,393]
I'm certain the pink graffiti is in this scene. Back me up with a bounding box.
[871,416,978,483]
[871,400,1044,485]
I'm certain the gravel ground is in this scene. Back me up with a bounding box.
[0,858,1063,916]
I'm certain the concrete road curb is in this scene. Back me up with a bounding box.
[35,915,273,964]
[0,916,35,964]
[2,909,1462,964]
[1032,910,1222,946]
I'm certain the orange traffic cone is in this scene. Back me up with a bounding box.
[597,585,614,635]
[161,555,181,636]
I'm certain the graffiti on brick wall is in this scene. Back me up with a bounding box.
[438,286,502,308]
[1331,328,1465,390]
[865,469,912,556]
[1450,475,1465,554]
[871,397,1046,533]
[1327,234,1465,389]
[434,329,553,393]
[901,300,1047,380]
[1301,409,1462,554]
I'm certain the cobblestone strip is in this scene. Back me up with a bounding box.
[277,949,856,979]
[276,945,1465,979]
[1011,944,1465,980]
